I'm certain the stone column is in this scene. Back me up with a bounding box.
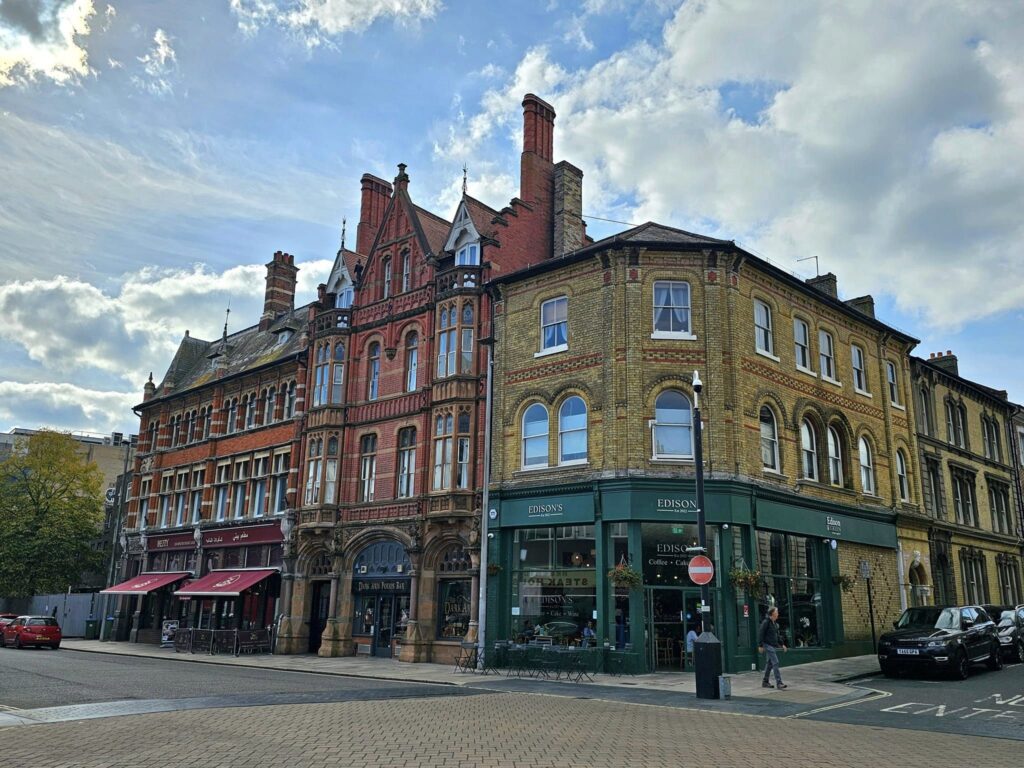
[274,549,302,654]
[399,547,425,662]
[317,570,344,657]
[465,547,481,643]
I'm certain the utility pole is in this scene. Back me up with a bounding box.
[99,434,136,641]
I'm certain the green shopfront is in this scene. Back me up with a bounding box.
[486,479,897,674]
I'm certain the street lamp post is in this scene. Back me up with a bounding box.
[691,371,722,699]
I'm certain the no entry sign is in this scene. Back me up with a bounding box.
[688,555,715,585]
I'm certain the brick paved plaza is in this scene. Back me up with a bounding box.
[3,691,1020,768]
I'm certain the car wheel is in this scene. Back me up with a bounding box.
[953,649,970,680]
[988,642,1004,671]
[52,643,60,650]
[881,664,898,678]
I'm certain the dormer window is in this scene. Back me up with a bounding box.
[456,244,480,266]
[336,287,353,309]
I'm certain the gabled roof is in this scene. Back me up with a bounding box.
[463,195,501,241]
[613,221,733,246]
[143,307,310,407]
[413,204,451,255]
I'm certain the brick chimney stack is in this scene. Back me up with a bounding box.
[260,251,299,331]
[807,272,838,298]
[356,173,393,255]
[930,350,959,377]
[553,160,584,257]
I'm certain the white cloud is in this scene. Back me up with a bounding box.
[230,0,443,48]
[0,381,139,434]
[440,1,1024,329]
[132,27,177,96]
[0,257,332,432]
[0,0,96,87]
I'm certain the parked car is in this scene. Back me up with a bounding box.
[1,616,62,649]
[877,605,1002,679]
[995,607,1024,662]
[0,614,18,641]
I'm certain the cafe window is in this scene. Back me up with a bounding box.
[511,525,596,645]
[437,547,472,640]
[756,531,823,648]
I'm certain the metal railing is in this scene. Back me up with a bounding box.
[172,627,274,656]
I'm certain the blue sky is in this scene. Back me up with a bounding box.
[1,0,1023,436]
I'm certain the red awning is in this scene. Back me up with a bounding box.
[101,572,190,595]
[174,569,278,597]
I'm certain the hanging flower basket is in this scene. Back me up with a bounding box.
[486,563,502,576]
[607,563,643,589]
[832,573,855,593]
[729,567,765,599]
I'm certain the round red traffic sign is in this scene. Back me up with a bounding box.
[688,555,715,585]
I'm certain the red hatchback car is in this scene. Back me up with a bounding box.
[2,616,62,649]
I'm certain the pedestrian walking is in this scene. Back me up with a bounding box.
[757,607,788,689]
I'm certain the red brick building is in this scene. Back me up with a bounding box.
[115,94,588,660]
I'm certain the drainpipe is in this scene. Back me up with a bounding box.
[476,300,496,666]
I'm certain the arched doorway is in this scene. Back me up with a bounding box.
[307,552,332,653]
[351,540,411,657]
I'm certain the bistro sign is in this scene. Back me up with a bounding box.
[354,579,411,593]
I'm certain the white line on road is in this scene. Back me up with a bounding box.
[787,682,892,719]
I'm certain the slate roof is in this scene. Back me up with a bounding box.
[612,221,733,246]
[146,306,310,405]
[463,195,501,241]
[413,204,452,255]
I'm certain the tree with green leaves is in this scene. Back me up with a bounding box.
[0,430,105,598]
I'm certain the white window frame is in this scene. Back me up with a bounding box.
[886,362,902,408]
[851,345,871,396]
[558,396,588,465]
[538,296,568,356]
[793,317,813,373]
[859,437,876,495]
[521,403,549,470]
[759,406,779,472]
[896,450,909,502]
[455,243,480,266]
[651,390,693,461]
[398,429,416,498]
[819,330,839,385]
[800,419,818,481]
[651,280,695,340]
[827,426,843,487]
[753,300,776,359]
[401,252,411,292]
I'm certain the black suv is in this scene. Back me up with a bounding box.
[877,605,1003,679]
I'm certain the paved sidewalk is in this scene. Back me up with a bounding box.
[63,639,879,706]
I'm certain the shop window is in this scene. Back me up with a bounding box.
[756,531,823,648]
[437,549,472,641]
[558,396,588,464]
[652,390,692,459]
[512,526,595,645]
[521,403,549,469]
[759,406,779,471]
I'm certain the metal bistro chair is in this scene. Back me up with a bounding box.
[506,645,531,677]
[537,645,562,679]
[453,641,478,673]
[480,642,506,675]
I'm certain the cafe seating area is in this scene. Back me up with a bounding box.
[453,640,642,680]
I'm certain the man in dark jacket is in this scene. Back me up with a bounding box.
[757,607,788,689]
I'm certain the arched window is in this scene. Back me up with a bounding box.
[226,399,238,434]
[896,449,909,502]
[522,403,549,469]
[147,420,157,451]
[285,382,297,418]
[653,390,693,459]
[859,437,875,495]
[918,387,932,435]
[186,411,196,444]
[263,388,275,425]
[851,344,868,393]
[397,427,416,498]
[754,300,773,355]
[827,426,843,487]
[558,397,588,464]
[401,252,411,292]
[819,330,836,381]
[405,333,418,392]
[886,362,900,405]
[171,415,181,447]
[331,344,345,404]
[800,419,818,481]
[759,406,778,471]
[367,342,380,401]
[244,394,256,429]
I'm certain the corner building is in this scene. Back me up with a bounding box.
[487,227,920,673]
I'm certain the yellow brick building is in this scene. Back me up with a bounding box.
[485,223,920,673]
[902,353,1023,612]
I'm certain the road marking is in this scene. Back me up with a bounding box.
[788,683,892,719]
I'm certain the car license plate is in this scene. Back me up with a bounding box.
[896,648,919,655]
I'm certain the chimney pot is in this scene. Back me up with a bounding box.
[946,350,952,356]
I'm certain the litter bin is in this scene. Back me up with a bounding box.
[84,619,99,640]
[693,632,722,699]
[103,616,115,641]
